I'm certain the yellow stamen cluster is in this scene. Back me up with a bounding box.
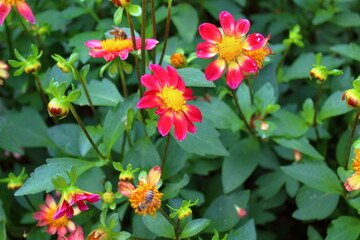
[243,47,270,69]
[352,149,360,173]
[46,208,69,227]
[129,182,163,216]
[218,36,243,63]
[159,86,186,111]
[4,0,24,6]
[101,38,132,52]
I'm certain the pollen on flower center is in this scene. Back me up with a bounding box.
[100,38,133,52]
[46,208,69,227]
[353,150,360,173]
[4,0,24,6]
[243,48,267,68]
[160,86,186,111]
[218,36,244,63]
[129,182,163,216]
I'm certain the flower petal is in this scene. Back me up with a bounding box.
[204,58,226,81]
[53,200,68,220]
[187,120,196,134]
[47,225,58,235]
[137,95,163,109]
[103,53,116,62]
[84,193,101,203]
[183,105,202,122]
[116,50,129,60]
[84,40,102,49]
[65,206,74,219]
[77,201,89,211]
[67,220,76,232]
[174,112,188,141]
[158,110,174,137]
[145,39,159,50]
[219,11,235,36]
[198,23,222,44]
[166,65,179,87]
[226,61,243,89]
[238,55,258,73]
[149,64,170,86]
[141,74,162,90]
[196,42,218,59]
[45,194,57,208]
[118,181,135,196]
[183,88,196,101]
[68,227,84,240]
[243,33,265,51]
[88,50,107,59]
[345,173,360,191]
[16,2,35,24]
[234,19,250,38]
[147,166,162,186]
[57,226,67,236]
[0,4,11,26]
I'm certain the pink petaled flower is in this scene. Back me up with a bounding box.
[137,64,202,141]
[0,0,35,25]
[0,61,9,85]
[57,226,84,240]
[53,189,100,220]
[32,195,76,236]
[196,11,266,89]
[84,35,158,62]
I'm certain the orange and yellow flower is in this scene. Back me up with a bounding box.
[196,11,266,89]
[345,149,360,191]
[137,64,202,141]
[57,226,84,240]
[33,195,76,236]
[119,166,163,216]
[0,0,35,25]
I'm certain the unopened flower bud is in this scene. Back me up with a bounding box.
[119,170,135,182]
[293,150,302,162]
[87,228,109,240]
[111,0,132,7]
[343,89,360,109]
[7,179,23,190]
[102,191,115,204]
[310,66,328,82]
[260,121,269,131]
[47,98,69,117]
[170,53,187,68]
[57,61,72,73]
[178,207,192,220]
[235,205,247,218]
[24,60,41,73]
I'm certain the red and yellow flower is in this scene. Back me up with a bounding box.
[196,11,266,89]
[137,64,202,141]
[84,36,158,62]
[243,34,273,71]
[0,0,35,25]
[119,166,163,216]
[57,226,84,240]
[345,149,360,191]
[33,195,77,236]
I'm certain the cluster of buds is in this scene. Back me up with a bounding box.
[0,168,28,190]
[8,44,42,75]
[343,76,360,109]
[168,199,198,220]
[309,53,343,83]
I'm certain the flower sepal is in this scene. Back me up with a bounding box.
[167,199,199,220]
[0,168,28,190]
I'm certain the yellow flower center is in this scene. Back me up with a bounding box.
[3,0,24,6]
[218,36,244,63]
[243,47,270,69]
[353,149,360,173]
[159,86,186,112]
[129,182,163,216]
[100,38,133,52]
[46,208,69,227]
[170,53,186,68]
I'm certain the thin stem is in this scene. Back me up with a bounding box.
[33,72,48,106]
[126,130,132,148]
[313,83,323,140]
[24,195,36,211]
[5,19,14,58]
[141,0,147,75]
[159,0,173,65]
[345,110,360,168]
[246,76,254,104]
[175,219,181,240]
[117,60,128,98]
[150,0,157,63]
[126,9,144,97]
[159,208,176,228]
[69,104,106,160]
[231,89,256,135]
[74,68,102,125]
[161,134,171,169]
[276,45,290,74]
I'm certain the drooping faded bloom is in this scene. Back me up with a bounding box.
[0,0,35,25]
[243,34,274,71]
[119,166,163,216]
[137,64,202,141]
[84,32,158,62]
[33,195,77,236]
[57,226,84,240]
[196,11,266,89]
[345,149,360,191]
[0,61,9,85]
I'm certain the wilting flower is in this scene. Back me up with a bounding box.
[57,226,84,240]
[137,64,202,141]
[0,0,35,25]
[345,148,360,191]
[196,11,266,89]
[243,35,273,71]
[33,195,77,236]
[84,33,158,62]
[119,166,163,216]
[0,61,9,85]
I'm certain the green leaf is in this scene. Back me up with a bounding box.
[142,213,175,238]
[177,68,215,87]
[308,226,324,240]
[292,186,339,220]
[67,90,81,102]
[319,91,352,120]
[273,137,324,160]
[326,216,360,240]
[75,79,123,106]
[162,174,189,200]
[281,160,343,194]
[300,98,315,125]
[176,120,229,156]
[127,3,142,16]
[48,124,81,156]
[114,7,124,25]
[254,82,276,118]
[36,10,69,31]
[332,12,360,27]
[255,169,287,200]
[0,200,5,240]
[313,9,334,25]
[236,83,256,123]
[283,53,314,81]
[15,158,95,196]
[180,219,211,238]
[79,125,103,157]
[172,3,198,43]
[231,219,256,240]
[222,138,260,193]
[269,110,308,138]
[330,43,360,62]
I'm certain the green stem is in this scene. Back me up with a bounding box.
[150,0,157,63]
[159,0,173,65]
[246,76,254,104]
[69,103,105,160]
[175,219,181,240]
[345,110,360,169]
[24,195,36,211]
[74,68,102,125]
[117,60,128,98]
[276,45,290,74]
[126,130,132,148]
[159,207,176,228]
[161,134,171,169]
[141,0,147,75]
[313,82,323,140]
[33,72,48,106]
[4,19,14,58]
[231,89,256,135]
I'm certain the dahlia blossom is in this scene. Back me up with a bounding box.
[345,148,360,191]
[196,11,266,89]
[137,64,202,141]
[57,226,84,240]
[0,0,35,25]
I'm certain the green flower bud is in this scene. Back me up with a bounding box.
[343,89,360,109]
[102,191,115,204]
[111,0,132,7]
[310,66,328,82]
[7,178,24,190]
[24,60,41,73]
[178,207,192,220]
[57,61,72,73]
[119,170,135,182]
[47,98,70,117]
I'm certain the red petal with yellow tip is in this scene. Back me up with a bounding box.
[196,42,218,59]
[226,61,243,89]
[198,23,222,44]
[204,58,226,81]
[219,11,235,36]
